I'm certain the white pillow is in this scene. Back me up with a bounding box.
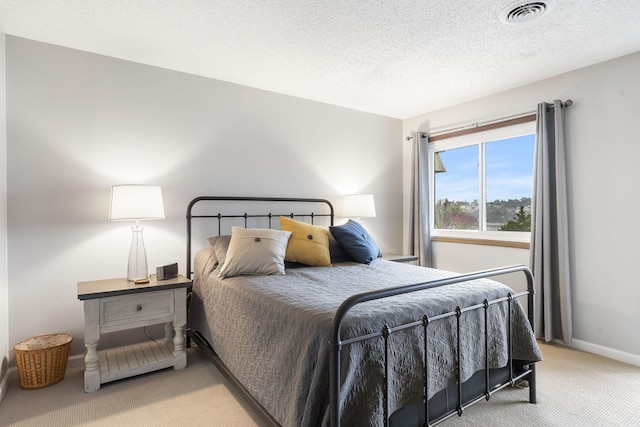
[218,227,292,278]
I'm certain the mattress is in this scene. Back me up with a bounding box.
[190,249,542,426]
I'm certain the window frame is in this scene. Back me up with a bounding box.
[428,121,536,245]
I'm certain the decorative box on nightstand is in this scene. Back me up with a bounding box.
[381,253,419,265]
[77,274,192,392]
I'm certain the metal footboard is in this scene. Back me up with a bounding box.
[328,265,536,427]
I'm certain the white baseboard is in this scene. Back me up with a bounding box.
[568,338,640,367]
[67,353,85,369]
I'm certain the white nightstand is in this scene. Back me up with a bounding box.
[77,274,191,392]
[381,253,419,265]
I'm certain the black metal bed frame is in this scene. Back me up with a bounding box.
[329,265,536,426]
[186,196,537,427]
[186,196,335,278]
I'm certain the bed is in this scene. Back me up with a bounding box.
[186,196,542,426]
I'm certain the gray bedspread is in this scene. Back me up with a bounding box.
[190,248,542,427]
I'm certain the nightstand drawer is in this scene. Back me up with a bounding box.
[100,290,175,330]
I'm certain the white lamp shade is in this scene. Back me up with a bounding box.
[109,185,165,221]
[343,194,376,219]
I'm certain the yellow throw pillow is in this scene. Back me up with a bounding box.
[280,216,331,267]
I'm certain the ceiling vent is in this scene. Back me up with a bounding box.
[499,0,556,24]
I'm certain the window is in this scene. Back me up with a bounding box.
[429,121,535,242]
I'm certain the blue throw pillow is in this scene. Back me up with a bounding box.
[329,219,382,264]
[328,228,351,263]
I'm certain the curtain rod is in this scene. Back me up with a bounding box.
[405,99,573,142]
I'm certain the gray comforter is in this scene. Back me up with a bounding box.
[190,248,542,427]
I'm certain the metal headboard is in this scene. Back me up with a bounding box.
[186,196,335,278]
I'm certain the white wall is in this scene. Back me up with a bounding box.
[432,243,530,294]
[0,27,9,403]
[5,36,403,359]
[403,52,640,364]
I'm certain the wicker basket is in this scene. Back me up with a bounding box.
[13,333,73,389]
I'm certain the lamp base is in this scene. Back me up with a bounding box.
[127,225,149,281]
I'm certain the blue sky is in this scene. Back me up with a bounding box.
[435,134,535,202]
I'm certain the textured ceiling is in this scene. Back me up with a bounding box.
[1,0,640,119]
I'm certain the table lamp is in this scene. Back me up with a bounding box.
[109,185,165,281]
[343,194,376,222]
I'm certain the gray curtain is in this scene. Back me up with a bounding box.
[409,132,432,267]
[530,100,572,344]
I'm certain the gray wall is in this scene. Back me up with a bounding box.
[0,27,8,401]
[5,36,402,359]
[403,51,640,365]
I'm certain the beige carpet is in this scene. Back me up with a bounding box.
[1,342,639,426]
[0,345,263,427]
[444,342,640,426]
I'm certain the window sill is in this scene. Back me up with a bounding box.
[431,236,530,249]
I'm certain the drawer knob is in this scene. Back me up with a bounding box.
[136,304,142,311]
